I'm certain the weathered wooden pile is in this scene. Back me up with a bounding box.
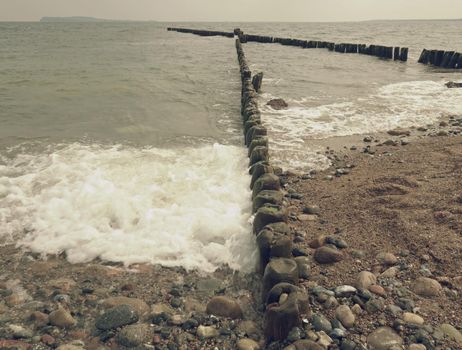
[167,27,234,38]
[236,37,311,344]
[418,49,462,68]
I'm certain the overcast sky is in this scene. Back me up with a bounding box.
[1,0,462,22]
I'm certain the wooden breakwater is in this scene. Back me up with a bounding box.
[418,49,462,68]
[168,27,409,62]
[167,27,234,38]
[236,37,311,345]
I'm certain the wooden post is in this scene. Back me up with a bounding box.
[448,52,460,68]
[400,48,408,62]
[435,50,445,66]
[252,72,264,93]
[441,51,455,68]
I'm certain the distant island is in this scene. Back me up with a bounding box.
[40,17,117,22]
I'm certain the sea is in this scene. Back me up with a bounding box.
[0,21,461,272]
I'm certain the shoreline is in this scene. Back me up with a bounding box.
[0,118,462,349]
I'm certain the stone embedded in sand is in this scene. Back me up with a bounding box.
[196,325,219,339]
[377,252,398,265]
[266,98,288,110]
[206,296,243,319]
[237,338,260,350]
[380,266,399,278]
[334,285,357,298]
[335,305,355,328]
[367,327,403,350]
[412,277,442,297]
[408,344,426,350]
[102,297,150,317]
[47,278,76,293]
[387,128,410,136]
[437,323,462,345]
[308,236,326,249]
[95,304,138,330]
[313,246,343,264]
[368,284,386,297]
[117,324,150,348]
[402,312,424,325]
[49,308,76,329]
[311,314,332,333]
[355,271,377,290]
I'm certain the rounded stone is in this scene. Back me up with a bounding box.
[377,252,398,265]
[436,323,462,345]
[117,324,150,347]
[197,325,219,339]
[312,314,332,333]
[367,327,403,350]
[412,277,442,297]
[102,297,150,317]
[403,312,424,325]
[237,338,260,350]
[49,308,76,329]
[369,284,386,297]
[334,285,357,298]
[95,304,138,330]
[409,344,426,350]
[335,305,355,328]
[206,296,243,319]
[356,271,377,290]
[313,246,343,264]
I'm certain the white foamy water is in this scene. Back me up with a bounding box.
[261,80,462,171]
[0,143,255,273]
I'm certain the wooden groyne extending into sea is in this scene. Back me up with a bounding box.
[166,25,462,347]
[418,49,462,68]
[236,36,311,344]
[169,27,410,62]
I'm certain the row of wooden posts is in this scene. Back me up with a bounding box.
[233,28,409,62]
[167,27,234,38]
[168,27,462,69]
[236,36,310,344]
[418,49,462,68]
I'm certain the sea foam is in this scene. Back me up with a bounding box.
[260,80,462,172]
[0,142,256,273]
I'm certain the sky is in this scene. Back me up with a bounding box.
[1,0,462,22]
